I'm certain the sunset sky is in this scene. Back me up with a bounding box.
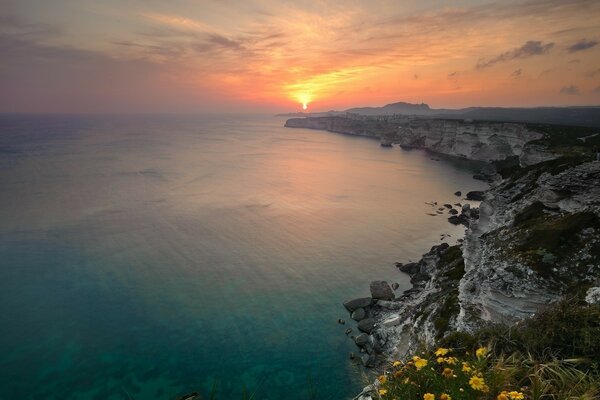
[1,0,600,113]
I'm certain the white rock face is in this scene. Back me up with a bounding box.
[364,161,600,363]
[285,116,556,164]
[457,161,600,331]
[396,120,544,163]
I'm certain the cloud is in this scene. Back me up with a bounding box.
[568,39,598,52]
[586,68,600,77]
[560,85,580,95]
[476,41,554,69]
[511,68,522,77]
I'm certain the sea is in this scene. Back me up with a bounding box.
[0,114,486,400]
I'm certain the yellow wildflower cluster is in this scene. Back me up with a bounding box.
[412,356,428,370]
[475,347,488,358]
[497,390,525,400]
[376,346,530,400]
[435,348,450,356]
[469,375,489,392]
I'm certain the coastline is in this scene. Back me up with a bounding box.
[283,116,600,398]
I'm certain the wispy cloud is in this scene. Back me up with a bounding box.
[560,85,580,95]
[568,39,598,52]
[476,41,554,69]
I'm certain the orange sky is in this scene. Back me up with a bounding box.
[1,0,600,113]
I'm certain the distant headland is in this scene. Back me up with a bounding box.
[277,101,600,128]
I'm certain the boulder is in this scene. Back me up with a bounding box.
[338,319,345,325]
[454,191,462,196]
[462,203,471,212]
[345,328,352,335]
[449,208,459,215]
[370,281,395,300]
[355,333,369,347]
[466,191,485,201]
[391,282,399,290]
[351,308,367,321]
[343,297,372,312]
[357,318,376,333]
[361,353,376,367]
[443,204,453,209]
[448,215,461,225]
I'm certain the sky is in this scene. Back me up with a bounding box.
[1,0,600,113]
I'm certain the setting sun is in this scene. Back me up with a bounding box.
[302,103,308,110]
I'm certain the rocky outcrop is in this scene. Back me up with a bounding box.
[347,158,600,362]
[285,116,556,165]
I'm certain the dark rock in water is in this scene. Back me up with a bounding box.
[448,215,462,225]
[351,308,366,321]
[343,297,372,312]
[370,281,395,300]
[466,191,485,201]
[349,352,355,360]
[435,243,450,253]
[355,333,369,347]
[443,204,453,209]
[345,328,352,335]
[338,319,345,325]
[391,282,399,290]
[454,203,462,207]
[398,262,419,276]
[394,262,403,268]
[357,318,376,333]
[449,208,459,215]
[361,353,376,367]
[178,393,200,400]
[454,191,462,196]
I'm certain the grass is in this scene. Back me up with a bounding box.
[440,298,600,366]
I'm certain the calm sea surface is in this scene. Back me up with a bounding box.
[0,114,486,400]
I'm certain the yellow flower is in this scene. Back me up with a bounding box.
[379,389,387,396]
[462,362,472,372]
[476,347,488,358]
[393,360,402,367]
[508,391,525,400]
[497,391,509,400]
[412,356,428,370]
[378,375,387,384]
[442,368,453,378]
[444,357,458,365]
[440,394,452,400]
[423,393,435,400]
[437,357,445,364]
[435,347,450,356]
[469,375,487,391]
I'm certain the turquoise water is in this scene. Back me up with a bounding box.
[0,114,486,400]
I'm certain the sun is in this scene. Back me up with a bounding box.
[302,103,308,110]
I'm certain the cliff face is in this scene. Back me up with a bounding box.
[285,116,555,165]
[366,159,600,360]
